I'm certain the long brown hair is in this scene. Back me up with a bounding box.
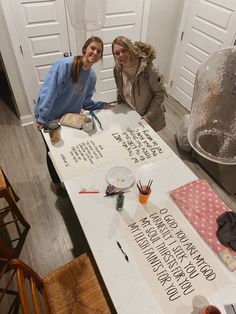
[71,36,104,82]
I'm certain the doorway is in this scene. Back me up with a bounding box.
[0,54,18,117]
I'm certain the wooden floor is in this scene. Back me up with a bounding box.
[0,81,235,310]
[0,81,89,277]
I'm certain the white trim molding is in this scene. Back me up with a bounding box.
[20,114,34,126]
[141,0,151,41]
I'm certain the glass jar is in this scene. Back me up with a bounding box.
[187,47,236,165]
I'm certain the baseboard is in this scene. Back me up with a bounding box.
[20,114,34,126]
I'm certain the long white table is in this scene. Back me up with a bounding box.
[43,105,236,314]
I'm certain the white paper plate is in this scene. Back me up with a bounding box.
[106,166,135,189]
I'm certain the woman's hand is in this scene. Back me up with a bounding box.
[104,102,117,109]
[142,115,150,124]
[36,123,45,130]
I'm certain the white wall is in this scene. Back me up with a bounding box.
[146,0,185,81]
[0,2,32,124]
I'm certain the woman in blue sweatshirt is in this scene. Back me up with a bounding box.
[35,36,108,196]
[35,36,107,127]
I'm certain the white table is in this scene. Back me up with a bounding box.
[43,105,236,314]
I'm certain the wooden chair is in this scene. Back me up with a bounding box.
[0,253,112,313]
[0,167,30,258]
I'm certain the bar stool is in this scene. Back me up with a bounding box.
[0,167,30,258]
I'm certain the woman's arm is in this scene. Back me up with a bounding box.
[83,70,107,110]
[143,64,167,129]
[113,67,125,104]
[34,60,70,124]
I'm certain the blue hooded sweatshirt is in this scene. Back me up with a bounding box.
[35,57,106,124]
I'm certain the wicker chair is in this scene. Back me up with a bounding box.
[0,253,111,313]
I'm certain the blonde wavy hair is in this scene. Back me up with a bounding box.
[112,36,156,64]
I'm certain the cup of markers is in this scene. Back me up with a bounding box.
[137,180,153,204]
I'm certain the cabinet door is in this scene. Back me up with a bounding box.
[169,0,236,111]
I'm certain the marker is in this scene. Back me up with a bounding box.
[116,241,129,262]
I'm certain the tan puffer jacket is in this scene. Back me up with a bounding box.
[113,44,167,131]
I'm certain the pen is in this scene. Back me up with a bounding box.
[116,241,129,262]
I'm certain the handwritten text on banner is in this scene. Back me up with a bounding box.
[121,201,231,313]
[111,121,170,165]
[49,121,171,181]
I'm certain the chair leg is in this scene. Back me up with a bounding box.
[0,168,19,203]
[1,190,30,230]
[0,168,30,258]
[0,238,13,258]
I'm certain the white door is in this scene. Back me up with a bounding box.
[89,0,147,102]
[7,0,149,111]
[9,0,73,105]
[169,0,236,111]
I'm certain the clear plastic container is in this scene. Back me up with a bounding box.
[187,47,236,165]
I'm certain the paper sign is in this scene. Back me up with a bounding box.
[110,121,171,166]
[49,121,171,181]
[120,200,231,313]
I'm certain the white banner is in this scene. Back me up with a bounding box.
[49,121,171,181]
[120,200,231,313]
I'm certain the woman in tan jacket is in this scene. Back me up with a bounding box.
[112,36,166,131]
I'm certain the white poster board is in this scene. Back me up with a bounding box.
[120,200,231,313]
[49,121,171,181]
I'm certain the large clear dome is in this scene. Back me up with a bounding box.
[187,47,236,165]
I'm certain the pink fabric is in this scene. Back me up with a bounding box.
[170,179,236,272]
